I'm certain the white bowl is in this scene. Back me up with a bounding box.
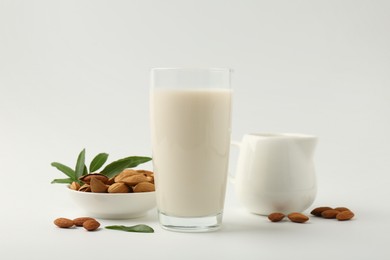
[68,188,156,219]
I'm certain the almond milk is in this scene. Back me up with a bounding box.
[150,88,232,217]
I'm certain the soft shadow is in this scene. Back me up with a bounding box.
[217,210,313,234]
[101,209,158,226]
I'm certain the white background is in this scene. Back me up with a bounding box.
[1,0,389,259]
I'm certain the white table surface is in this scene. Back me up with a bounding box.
[1,165,388,260]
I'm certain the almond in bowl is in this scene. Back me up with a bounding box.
[73,169,155,194]
[68,169,156,219]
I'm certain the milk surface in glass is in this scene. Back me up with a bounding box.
[151,88,232,217]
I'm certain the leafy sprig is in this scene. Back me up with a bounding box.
[105,224,154,233]
[51,149,152,184]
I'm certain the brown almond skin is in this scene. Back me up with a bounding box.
[54,218,74,228]
[334,207,350,212]
[90,177,108,193]
[114,169,141,182]
[107,176,116,185]
[336,210,355,221]
[120,174,149,186]
[108,182,131,193]
[78,184,91,192]
[73,217,96,227]
[288,213,309,223]
[69,182,80,191]
[133,182,155,192]
[321,209,340,219]
[145,176,154,183]
[136,170,154,176]
[79,173,109,184]
[311,207,333,217]
[268,213,285,222]
[83,219,100,231]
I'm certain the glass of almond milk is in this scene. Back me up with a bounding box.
[150,68,232,232]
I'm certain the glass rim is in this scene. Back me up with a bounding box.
[150,67,232,73]
[247,133,317,139]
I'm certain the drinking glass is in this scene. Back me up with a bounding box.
[150,68,232,232]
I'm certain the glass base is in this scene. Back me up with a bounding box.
[158,211,223,232]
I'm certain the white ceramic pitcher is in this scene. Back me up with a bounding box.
[231,133,317,215]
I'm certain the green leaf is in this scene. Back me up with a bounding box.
[105,224,154,233]
[51,178,73,184]
[51,162,76,179]
[89,153,109,172]
[101,156,152,178]
[83,164,88,175]
[75,149,86,178]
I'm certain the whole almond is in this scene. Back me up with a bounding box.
[145,176,154,183]
[321,209,340,219]
[73,217,96,227]
[120,174,149,186]
[133,182,155,192]
[83,219,100,231]
[114,169,140,182]
[136,170,154,176]
[90,177,108,193]
[79,173,109,184]
[287,213,309,223]
[268,212,285,222]
[311,206,333,217]
[69,181,80,191]
[54,218,74,228]
[108,182,131,193]
[79,183,91,192]
[334,207,350,212]
[336,210,355,221]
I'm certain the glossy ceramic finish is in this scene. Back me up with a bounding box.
[68,188,156,219]
[233,133,317,215]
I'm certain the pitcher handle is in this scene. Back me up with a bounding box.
[229,141,241,184]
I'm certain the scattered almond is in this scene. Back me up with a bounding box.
[268,212,285,222]
[54,218,74,228]
[311,206,333,217]
[310,206,356,222]
[321,209,340,219]
[268,206,355,224]
[54,217,101,231]
[73,217,96,227]
[287,213,309,223]
[334,207,350,212]
[83,219,100,231]
[336,210,355,221]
